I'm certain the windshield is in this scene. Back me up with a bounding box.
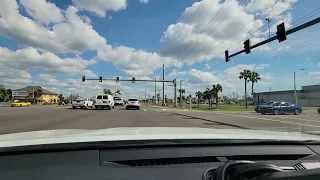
[0,0,319,144]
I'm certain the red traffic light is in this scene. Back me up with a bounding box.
[276,22,286,42]
[82,76,85,82]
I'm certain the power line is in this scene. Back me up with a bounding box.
[180,0,245,60]
[289,7,320,29]
[174,0,233,60]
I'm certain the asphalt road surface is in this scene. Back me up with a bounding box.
[0,105,319,135]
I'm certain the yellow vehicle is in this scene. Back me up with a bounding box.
[11,101,31,107]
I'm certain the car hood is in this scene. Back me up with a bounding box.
[1,127,320,148]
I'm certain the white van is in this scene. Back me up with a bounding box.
[114,96,124,106]
[93,94,114,110]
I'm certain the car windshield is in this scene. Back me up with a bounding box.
[0,0,319,146]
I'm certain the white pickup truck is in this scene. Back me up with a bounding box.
[72,98,94,109]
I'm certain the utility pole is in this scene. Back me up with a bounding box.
[174,79,177,107]
[145,89,146,103]
[154,77,157,105]
[179,80,182,107]
[266,17,271,43]
[162,64,165,105]
[294,68,305,105]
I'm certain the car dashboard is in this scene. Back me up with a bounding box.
[1,141,320,180]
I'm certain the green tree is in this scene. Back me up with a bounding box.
[203,89,211,107]
[239,70,252,108]
[195,91,203,107]
[114,89,121,95]
[6,89,12,101]
[0,86,6,101]
[212,84,223,107]
[103,89,112,95]
[58,94,64,101]
[248,71,261,105]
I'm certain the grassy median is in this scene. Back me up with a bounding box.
[147,103,254,111]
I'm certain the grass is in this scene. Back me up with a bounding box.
[150,103,254,111]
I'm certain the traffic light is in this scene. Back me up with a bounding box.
[276,22,286,43]
[225,50,229,62]
[244,39,251,54]
[116,77,119,82]
[82,76,85,82]
[99,76,102,82]
[132,77,135,83]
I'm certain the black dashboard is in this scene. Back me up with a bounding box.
[1,142,320,180]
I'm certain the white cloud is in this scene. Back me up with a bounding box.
[97,45,182,76]
[205,63,211,69]
[0,1,106,53]
[187,69,221,84]
[309,72,320,80]
[20,0,65,25]
[139,0,149,4]
[245,0,296,18]
[0,47,97,76]
[37,73,68,87]
[160,0,265,64]
[167,69,187,78]
[72,0,127,17]
[254,64,270,70]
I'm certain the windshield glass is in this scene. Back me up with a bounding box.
[0,0,319,144]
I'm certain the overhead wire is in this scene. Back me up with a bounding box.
[180,0,246,60]
[174,0,233,60]
[207,0,308,70]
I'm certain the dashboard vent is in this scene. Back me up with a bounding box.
[226,154,309,161]
[110,156,219,166]
[293,163,306,171]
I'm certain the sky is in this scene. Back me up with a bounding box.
[0,0,319,99]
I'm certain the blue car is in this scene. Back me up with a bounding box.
[259,102,302,115]
[254,101,277,113]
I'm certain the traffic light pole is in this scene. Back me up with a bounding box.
[228,17,320,59]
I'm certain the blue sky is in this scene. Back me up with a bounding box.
[0,0,319,99]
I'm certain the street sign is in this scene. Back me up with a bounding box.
[12,91,28,97]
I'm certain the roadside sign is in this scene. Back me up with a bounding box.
[12,91,28,97]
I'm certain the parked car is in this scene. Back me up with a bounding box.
[94,94,114,110]
[11,101,31,107]
[259,102,302,115]
[126,98,140,110]
[254,101,277,113]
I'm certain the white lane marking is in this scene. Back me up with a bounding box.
[211,111,320,128]
[215,111,320,123]
[143,108,147,111]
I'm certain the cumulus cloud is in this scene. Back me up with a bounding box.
[139,0,149,4]
[72,0,127,17]
[245,0,296,18]
[0,1,106,53]
[97,45,182,76]
[0,47,97,76]
[167,69,187,78]
[20,0,65,25]
[160,0,265,64]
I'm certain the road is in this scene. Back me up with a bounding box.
[0,105,319,135]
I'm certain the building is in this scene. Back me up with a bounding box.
[13,86,59,103]
[254,85,320,107]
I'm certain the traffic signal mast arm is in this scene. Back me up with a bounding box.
[226,17,320,60]
[83,77,175,83]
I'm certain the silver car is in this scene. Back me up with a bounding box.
[126,98,140,110]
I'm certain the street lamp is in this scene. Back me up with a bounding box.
[294,68,305,105]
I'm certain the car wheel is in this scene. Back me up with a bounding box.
[273,109,280,115]
[95,106,98,110]
[112,106,115,109]
[261,112,265,115]
[19,104,22,107]
[137,107,140,110]
[72,106,76,109]
[294,109,300,115]
[27,104,30,107]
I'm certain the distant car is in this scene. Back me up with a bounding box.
[72,98,93,109]
[259,102,302,115]
[318,107,320,114]
[126,98,140,110]
[255,101,277,113]
[11,101,31,107]
[114,96,124,106]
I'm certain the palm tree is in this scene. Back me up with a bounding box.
[114,89,121,95]
[195,91,202,107]
[239,70,252,108]
[203,89,211,107]
[103,89,112,95]
[212,84,223,106]
[58,94,64,101]
[248,71,261,105]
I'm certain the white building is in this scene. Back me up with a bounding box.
[253,85,320,107]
